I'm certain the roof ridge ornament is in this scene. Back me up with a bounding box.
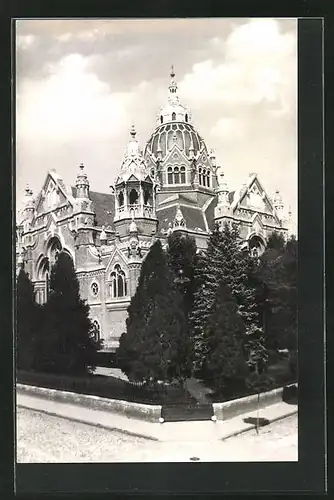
[173,204,186,229]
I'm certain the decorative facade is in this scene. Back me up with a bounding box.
[16,68,292,351]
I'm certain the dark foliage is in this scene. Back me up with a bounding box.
[117,240,191,385]
[16,269,43,371]
[35,252,101,375]
[166,231,197,319]
[190,222,264,376]
[201,283,249,397]
[257,233,298,354]
[17,370,196,405]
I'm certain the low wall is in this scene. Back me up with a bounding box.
[17,383,162,423]
[212,384,297,421]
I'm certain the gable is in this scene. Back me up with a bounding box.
[236,176,274,214]
[163,143,189,166]
[35,171,73,215]
[127,174,140,182]
[196,146,212,168]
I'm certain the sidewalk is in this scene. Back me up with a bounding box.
[17,392,297,443]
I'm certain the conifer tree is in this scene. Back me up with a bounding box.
[16,269,42,371]
[257,234,298,354]
[117,240,191,385]
[190,222,259,375]
[38,252,101,375]
[166,231,197,319]
[202,283,249,396]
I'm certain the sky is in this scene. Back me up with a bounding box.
[16,18,297,232]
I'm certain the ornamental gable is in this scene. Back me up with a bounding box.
[35,171,73,216]
[163,143,189,166]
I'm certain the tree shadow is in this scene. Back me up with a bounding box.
[243,416,270,427]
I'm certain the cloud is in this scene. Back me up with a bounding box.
[180,19,296,115]
[15,18,297,234]
[210,117,245,141]
[17,34,38,50]
[17,53,134,142]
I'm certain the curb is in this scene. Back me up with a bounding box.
[220,408,298,441]
[17,403,160,442]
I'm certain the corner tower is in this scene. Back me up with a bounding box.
[113,125,158,240]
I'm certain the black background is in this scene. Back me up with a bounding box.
[0,2,329,496]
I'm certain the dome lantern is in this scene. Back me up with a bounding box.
[157,66,191,126]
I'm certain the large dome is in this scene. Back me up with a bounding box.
[145,121,203,160]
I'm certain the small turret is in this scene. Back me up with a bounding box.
[214,166,231,220]
[75,163,90,199]
[100,226,107,245]
[22,184,35,227]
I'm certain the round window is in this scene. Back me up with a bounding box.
[91,282,99,296]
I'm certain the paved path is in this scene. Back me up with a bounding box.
[17,391,297,442]
[17,407,297,463]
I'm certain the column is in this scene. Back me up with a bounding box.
[140,183,144,216]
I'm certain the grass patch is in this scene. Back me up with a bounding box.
[17,370,196,405]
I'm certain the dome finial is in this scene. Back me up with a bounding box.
[130,123,136,139]
[171,65,175,79]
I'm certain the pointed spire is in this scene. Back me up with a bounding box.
[75,162,90,198]
[209,149,216,167]
[130,123,136,139]
[173,204,186,229]
[189,137,195,159]
[273,189,284,211]
[23,183,35,209]
[124,123,142,159]
[168,64,179,104]
[100,225,107,244]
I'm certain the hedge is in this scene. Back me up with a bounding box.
[17,370,196,405]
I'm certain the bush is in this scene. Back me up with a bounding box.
[17,370,196,405]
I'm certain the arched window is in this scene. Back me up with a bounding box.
[109,264,127,298]
[185,113,188,122]
[180,166,186,184]
[144,188,151,205]
[91,281,99,297]
[174,166,180,184]
[167,167,173,184]
[118,191,124,207]
[129,189,138,205]
[160,115,163,124]
[172,112,176,121]
[92,319,101,342]
[167,166,187,185]
[207,171,210,187]
[198,167,203,186]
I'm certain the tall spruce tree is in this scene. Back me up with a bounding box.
[190,222,260,376]
[202,283,249,397]
[166,231,197,320]
[117,240,191,385]
[257,234,298,354]
[38,251,101,375]
[16,269,42,371]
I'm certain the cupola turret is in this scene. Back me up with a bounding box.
[113,125,157,235]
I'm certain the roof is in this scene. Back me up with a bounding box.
[90,191,115,229]
[145,121,203,159]
[204,190,235,229]
[157,204,207,233]
[71,186,115,228]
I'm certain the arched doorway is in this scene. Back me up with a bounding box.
[46,236,62,266]
[248,234,265,257]
[36,255,50,304]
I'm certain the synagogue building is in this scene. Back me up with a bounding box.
[16,69,291,351]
